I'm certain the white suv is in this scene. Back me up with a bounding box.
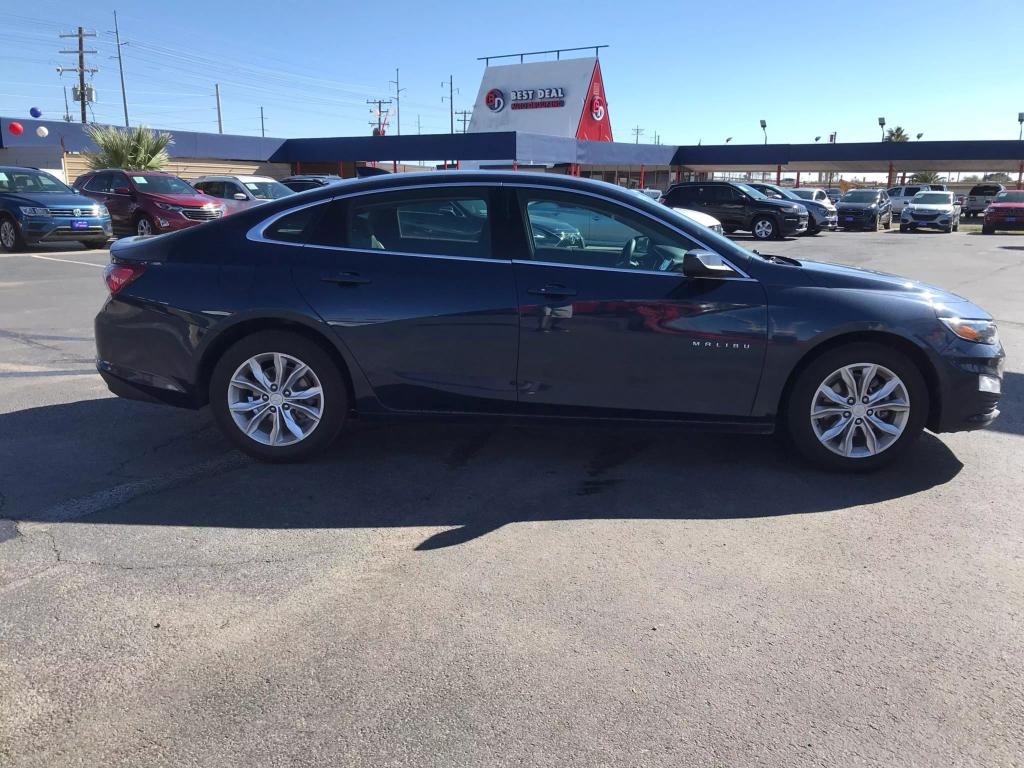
[887,183,947,215]
[191,175,295,210]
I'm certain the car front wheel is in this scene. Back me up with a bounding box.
[210,331,348,462]
[0,214,26,253]
[136,215,156,237]
[785,343,927,471]
[752,216,776,240]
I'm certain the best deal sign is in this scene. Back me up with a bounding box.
[470,56,612,141]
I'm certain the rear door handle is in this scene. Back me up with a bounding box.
[528,284,577,298]
[322,271,371,286]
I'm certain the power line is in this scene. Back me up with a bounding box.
[111,11,128,126]
[631,125,644,144]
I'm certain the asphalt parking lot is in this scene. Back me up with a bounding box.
[2,229,1023,767]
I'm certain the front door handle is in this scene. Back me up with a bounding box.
[528,284,577,298]
[322,271,371,286]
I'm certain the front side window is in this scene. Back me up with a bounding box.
[84,173,112,193]
[519,191,701,273]
[904,186,921,198]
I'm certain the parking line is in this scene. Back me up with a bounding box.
[28,254,106,268]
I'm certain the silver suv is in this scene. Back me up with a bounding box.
[964,183,1005,218]
[887,183,947,215]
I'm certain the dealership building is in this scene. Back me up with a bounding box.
[2,48,1022,189]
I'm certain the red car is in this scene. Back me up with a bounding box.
[982,189,1024,234]
[73,169,227,237]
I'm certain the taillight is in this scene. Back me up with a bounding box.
[104,262,146,294]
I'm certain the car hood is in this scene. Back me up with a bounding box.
[796,258,990,319]
[147,193,221,207]
[836,202,879,211]
[759,198,804,212]
[904,203,955,213]
[986,202,1024,210]
[672,207,721,228]
[1,191,102,208]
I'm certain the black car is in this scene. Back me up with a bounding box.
[279,175,343,193]
[660,181,808,240]
[748,183,837,235]
[95,172,1003,471]
[836,189,893,230]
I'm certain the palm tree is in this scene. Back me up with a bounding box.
[910,171,945,184]
[885,126,909,142]
[83,124,173,170]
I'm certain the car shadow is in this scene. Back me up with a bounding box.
[0,396,967,550]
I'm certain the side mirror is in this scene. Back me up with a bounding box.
[113,186,131,196]
[233,192,247,200]
[683,249,736,278]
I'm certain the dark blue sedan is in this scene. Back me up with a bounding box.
[0,166,112,251]
[94,172,1003,470]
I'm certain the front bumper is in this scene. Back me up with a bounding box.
[984,215,1024,231]
[837,210,882,229]
[781,213,809,236]
[21,215,113,243]
[902,212,955,230]
[931,343,1004,433]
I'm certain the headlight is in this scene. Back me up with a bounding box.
[939,317,999,345]
[156,202,184,211]
[711,224,724,234]
[93,204,108,217]
[19,206,50,217]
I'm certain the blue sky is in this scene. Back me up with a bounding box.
[2,0,1022,145]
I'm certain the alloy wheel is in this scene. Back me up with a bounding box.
[753,219,774,239]
[0,220,16,249]
[810,362,910,458]
[227,352,324,447]
[137,218,153,236]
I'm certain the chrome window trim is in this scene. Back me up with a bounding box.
[504,182,753,280]
[511,259,753,281]
[300,242,506,265]
[245,179,754,280]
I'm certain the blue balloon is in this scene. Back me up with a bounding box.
[29,107,42,118]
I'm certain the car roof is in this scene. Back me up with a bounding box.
[195,174,276,182]
[85,169,174,176]
[0,165,48,172]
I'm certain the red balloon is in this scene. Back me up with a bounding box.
[8,122,24,136]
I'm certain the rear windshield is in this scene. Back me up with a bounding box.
[792,189,814,200]
[969,185,1002,196]
[995,191,1024,203]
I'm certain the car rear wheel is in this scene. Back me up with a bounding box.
[210,331,348,462]
[0,214,26,253]
[752,216,776,240]
[136,215,156,237]
[785,343,927,471]
[82,239,109,249]
[982,224,995,234]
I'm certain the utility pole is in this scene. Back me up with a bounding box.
[62,86,72,122]
[441,75,458,134]
[215,83,223,133]
[417,115,421,135]
[455,109,472,133]
[367,99,392,134]
[260,106,265,138]
[58,27,97,124]
[389,68,406,136]
[112,11,128,126]
[632,125,644,144]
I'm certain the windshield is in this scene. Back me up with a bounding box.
[995,191,1024,203]
[734,183,766,199]
[841,190,878,203]
[0,168,73,194]
[131,174,196,195]
[792,189,815,200]
[913,193,952,205]
[243,180,294,200]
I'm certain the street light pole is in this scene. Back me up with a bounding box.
[878,116,886,141]
[1019,112,1023,141]
[760,119,767,144]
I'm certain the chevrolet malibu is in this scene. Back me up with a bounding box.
[94,172,1004,470]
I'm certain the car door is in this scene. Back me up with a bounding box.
[101,172,134,231]
[287,185,520,413]
[714,185,749,230]
[509,187,768,417]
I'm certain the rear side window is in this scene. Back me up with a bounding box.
[970,185,1001,196]
[334,189,492,259]
[904,186,920,197]
[263,204,322,243]
[665,186,698,205]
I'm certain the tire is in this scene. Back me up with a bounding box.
[723,227,736,235]
[135,215,156,237]
[899,224,909,232]
[0,214,26,253]
[953,219,959,232]
[982,224,995,235]
[82,239,109,250]
[871,215,880,231]
[209,330,348,462]
[785,342,928,472]
[883,212,891,230]
[751,216,776,241]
